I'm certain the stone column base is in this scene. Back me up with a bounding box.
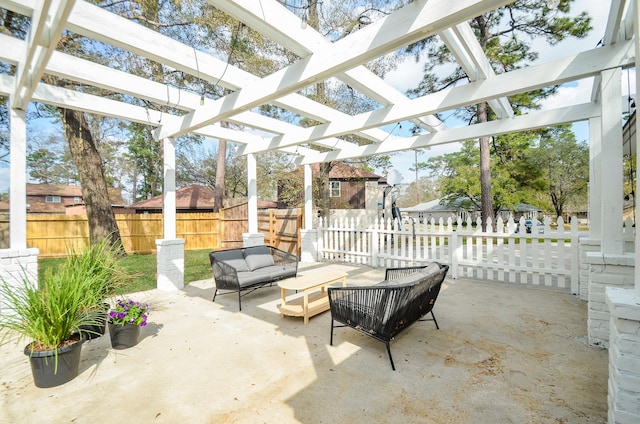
[155,239,184,291]
[242,233,264,247]
[606,287,640,424]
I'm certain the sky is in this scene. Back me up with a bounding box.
[380,0,617,188]
[0,0,623,195]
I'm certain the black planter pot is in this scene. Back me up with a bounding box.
[79,303,110,340]
[24,335,84,388]
[108,322,141,349]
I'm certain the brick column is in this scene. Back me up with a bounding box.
[155,239,184,291]
[606,288,640,423]
[0,248,39,314]
[586,253,635,347]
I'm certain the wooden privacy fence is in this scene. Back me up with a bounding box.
[259,208,302,256]
[317,215,597,293]
[1,206,302,257]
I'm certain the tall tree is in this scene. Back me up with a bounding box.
[534,125,589,218]
[426,135,544,215]
[408,0,591,229]
[62,108,124,250]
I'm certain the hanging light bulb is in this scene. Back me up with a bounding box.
[301,13,308,29]
[200,94,205,106]
[547,0,560,9]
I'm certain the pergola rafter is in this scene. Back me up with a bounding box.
[156,0,514,140]
[211,0,447,135]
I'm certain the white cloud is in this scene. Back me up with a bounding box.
[383,57,425,93]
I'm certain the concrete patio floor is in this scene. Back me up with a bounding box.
[0,263,608,423]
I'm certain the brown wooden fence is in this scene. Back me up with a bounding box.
[0,205,301,258]
[259,208,302,257]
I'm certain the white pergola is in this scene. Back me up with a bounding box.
[1,0,640,418]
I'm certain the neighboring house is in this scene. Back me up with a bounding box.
[128,184,276,214]
[402,198,542,224]
[278,162,387,222]
[0,184,126,215]
[129,185,216,213]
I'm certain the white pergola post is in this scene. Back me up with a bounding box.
[0,103,39,314]
[586,67,635,347]
[577,117,603,301]
[243,153,264,247]
[300,163,318,262]
[600,68,624,255]
[155,137,184,291]
[588,117,602,241]
[9,105,27,249]
[163,137,177,239]
[304,163,313,230]
[604,5,640,423]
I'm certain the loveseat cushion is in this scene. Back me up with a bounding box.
[237,270,272,287]
[244,246,275,271]
[263,265,296,280]
[212,249,249,272]
[376,271,423,287]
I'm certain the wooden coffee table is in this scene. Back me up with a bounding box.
[278,269,347,325]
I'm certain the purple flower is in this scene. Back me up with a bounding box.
[108,297,150,326]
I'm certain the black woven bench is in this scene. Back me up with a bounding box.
[328,263,449,370]
[209,245,298,310]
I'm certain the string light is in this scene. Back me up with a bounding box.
[194,47,205,106]
[547,0,559,9]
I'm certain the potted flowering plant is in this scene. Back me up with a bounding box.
[0,240,126,388]
[107,298,150,349]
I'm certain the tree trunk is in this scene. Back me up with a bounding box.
[62,109,124,252]
[477,102,493,231]
[213,121,229,212]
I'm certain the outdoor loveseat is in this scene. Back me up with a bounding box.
[328,262,449,370]
[209,245,298,310]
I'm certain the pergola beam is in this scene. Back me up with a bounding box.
[300,102,600,164]
[59,0,389,146]
[158,0,513,140]
[241,40,635,155]
[12,0,75,110]
[440,23,514,119]
[211,0,446,133]
[591,0,630,102]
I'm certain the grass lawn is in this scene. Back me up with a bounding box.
[39,249,212,295]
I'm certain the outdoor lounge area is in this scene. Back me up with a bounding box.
[2,0,640,422]
[0,263,608,423]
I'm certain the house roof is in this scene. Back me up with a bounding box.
[129,185,278,210]
[25,183,125,204]
[130,185,216,210]
[0,184,125,213]
[402,198,542,213]
[402,199,456,212]
[26,183,82,197]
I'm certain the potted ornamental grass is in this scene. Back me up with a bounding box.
[107,298,150,349]
[0,238,131,388]
[0,264,105,387]
[69,239,132,340]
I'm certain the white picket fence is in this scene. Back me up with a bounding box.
[317,215,585,292]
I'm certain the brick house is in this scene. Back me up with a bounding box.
[0,183,126,214]
[278,162,387,221]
